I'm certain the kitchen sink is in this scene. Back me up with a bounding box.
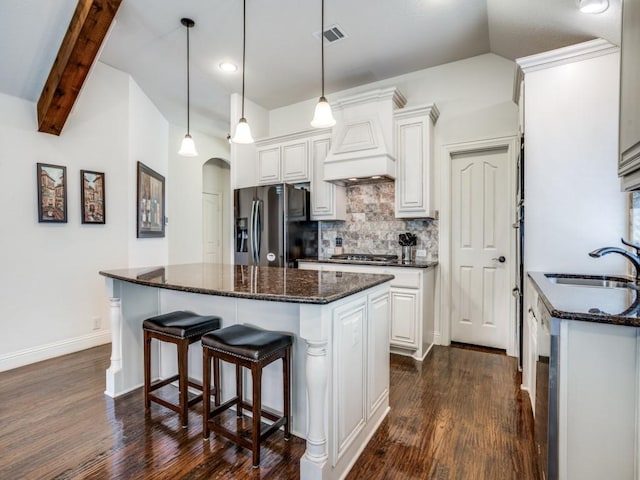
[544,274,635,289]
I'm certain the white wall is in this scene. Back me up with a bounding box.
[523,48,627,274]
[0,62,171,371]
[168,124,230,264]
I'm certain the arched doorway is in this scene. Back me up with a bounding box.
[203,158,231,263]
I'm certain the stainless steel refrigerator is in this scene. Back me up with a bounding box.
[234,184,318,267]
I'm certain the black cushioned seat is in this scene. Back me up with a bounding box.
[202,324,293,468]
[143,311,221,427]
[201,324,293,360]
[143,310,221,339]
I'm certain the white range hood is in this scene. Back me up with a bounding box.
[324,87,406,185]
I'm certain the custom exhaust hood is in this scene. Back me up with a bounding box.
[323,87,406,185]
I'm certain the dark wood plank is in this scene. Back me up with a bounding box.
[37,0,122,135]
[0,344,539,479]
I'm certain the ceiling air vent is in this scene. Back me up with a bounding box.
[313,24,347,44]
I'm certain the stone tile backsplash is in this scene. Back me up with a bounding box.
[319,181,439,260]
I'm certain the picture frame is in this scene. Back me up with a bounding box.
[136,161,165,238]
[37,163,67,223]
[80,170,105,224]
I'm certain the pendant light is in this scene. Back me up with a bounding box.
[577,0,609,13]
[178,18,198,157]
[232,0,254,144]
[310,0,336,128]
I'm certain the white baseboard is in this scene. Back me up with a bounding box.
[0,331,111,372]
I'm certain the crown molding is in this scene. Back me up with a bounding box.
[516,38,619,74]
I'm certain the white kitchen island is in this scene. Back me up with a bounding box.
[99,263,393,480]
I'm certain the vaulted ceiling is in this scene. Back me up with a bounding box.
[0,0,621,138]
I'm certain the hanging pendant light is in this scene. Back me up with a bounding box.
[311,0,336,128]
[577,0,609,13]
[178,18,198,157]
[232,0,254,144]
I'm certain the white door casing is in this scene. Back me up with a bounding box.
[203,192,222,263]
[438,137,517,355]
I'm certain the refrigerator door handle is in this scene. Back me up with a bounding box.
[255,200,262,263]
[250,200,257,264]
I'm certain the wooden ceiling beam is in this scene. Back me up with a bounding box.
[37,0,122,135]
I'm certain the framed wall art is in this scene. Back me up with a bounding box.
[136,161,165,238]
[80,170,105,224]
[37,163,67,223]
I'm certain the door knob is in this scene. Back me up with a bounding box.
[492,256,506,263]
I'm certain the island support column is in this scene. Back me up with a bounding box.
[104,278,123,397]
[299,304,330,480]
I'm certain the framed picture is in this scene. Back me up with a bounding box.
[37,163,67,223]
[80,170,105,224]
[137,161,165,238]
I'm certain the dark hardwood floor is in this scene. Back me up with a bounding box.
[0,344,539,480]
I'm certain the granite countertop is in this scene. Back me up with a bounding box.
[99,263,394,305]
[298,258,438,269]
[528,271,640,327]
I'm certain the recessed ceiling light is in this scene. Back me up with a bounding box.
[348,178,358,182]
[371,176,381,179]
[577,0,609,14]
[219,62,238,72]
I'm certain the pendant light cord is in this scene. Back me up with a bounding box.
[241,0,247,118]
[186,23,191,134]
[321,0,325,98]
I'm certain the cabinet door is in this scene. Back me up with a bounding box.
[333,296,367,463]
[368,290,390,418]
[390,287,418,348]
[311,134,346,220]
[395,114,430,217]
[619,0,640,182]
[281,139,309,183]
[257,146,281,184]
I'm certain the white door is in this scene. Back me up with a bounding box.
[450,148,510,349]
[203,193,222,263]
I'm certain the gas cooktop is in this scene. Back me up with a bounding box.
[330,253,399,262]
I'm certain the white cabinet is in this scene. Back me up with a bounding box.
[394,105,439,218]
[256,134,310,185]
[299,261,436,360]
[389,288,418,348]
[329,286,390,465]
[310,133,346,221]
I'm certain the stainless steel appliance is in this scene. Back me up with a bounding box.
[234,184,318,267]
[330,253,398,263]
[535,301,558,480]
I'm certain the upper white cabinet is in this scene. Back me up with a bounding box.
[619,0,640,188]
[310,133,346,221]
[394,104,439,218]
[256,132,310,185]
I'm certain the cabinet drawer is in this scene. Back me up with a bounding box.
[384,269,421,289]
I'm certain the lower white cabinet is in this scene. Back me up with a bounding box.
[299,262,436,360]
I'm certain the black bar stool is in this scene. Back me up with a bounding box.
[143,311,221,427]
[201,324,293,468]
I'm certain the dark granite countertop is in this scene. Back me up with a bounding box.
[528,271,640,327]
[298,258,438,269]
[99,263,394,305]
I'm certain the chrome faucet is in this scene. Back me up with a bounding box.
[589,238,640,282]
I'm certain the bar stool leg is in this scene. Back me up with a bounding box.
[283,347,291,440]
[236,364,243,417]
[144,330,151,410]
[178,338,189,427]
[203,348,211,439]
[213,356,221,407]
[251,363,263,468]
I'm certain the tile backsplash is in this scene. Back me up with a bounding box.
[319,181,438,260]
